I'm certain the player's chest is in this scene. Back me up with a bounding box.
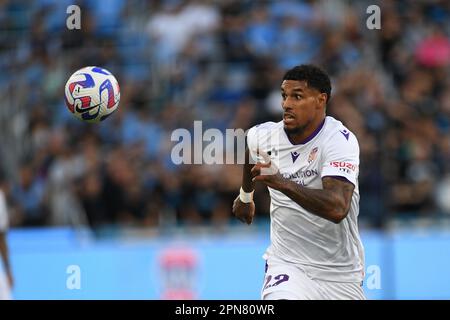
[270,145,322,187]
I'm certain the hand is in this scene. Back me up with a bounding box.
[251,150,285,189]
[232,195,255,225]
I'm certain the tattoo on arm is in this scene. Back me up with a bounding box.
[278,176,354,223]
[322,176,354,214]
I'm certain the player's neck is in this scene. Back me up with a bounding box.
[285,117,326,145]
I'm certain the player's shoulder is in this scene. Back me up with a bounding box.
[321,116,360,154]
[324,116,359,145]
[246,121,283,150]
[248,121,282,132]
[247,121,282,139]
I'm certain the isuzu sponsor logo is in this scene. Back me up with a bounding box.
[329,161,357,171]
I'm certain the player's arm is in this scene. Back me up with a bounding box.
[0,232,13,288]
[241,148,255,193]
[232,148,256,225]
[251,153,354,224]
[0,188,13,289]
[268,174,354,224]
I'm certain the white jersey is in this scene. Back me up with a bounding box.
[247,116,365,283]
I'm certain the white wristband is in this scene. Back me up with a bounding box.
[239,187,254,203]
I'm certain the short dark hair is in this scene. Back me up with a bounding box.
[283,64,331,103]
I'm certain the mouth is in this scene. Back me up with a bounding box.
[283,113,296,124]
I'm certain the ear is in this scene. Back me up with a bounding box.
[317,93,327,108]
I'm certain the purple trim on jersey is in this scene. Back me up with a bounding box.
[285,118,326,145]
[322,175,355,187]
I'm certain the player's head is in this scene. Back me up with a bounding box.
[281,64,331,135]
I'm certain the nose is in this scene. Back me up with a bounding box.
[282,99,292,111]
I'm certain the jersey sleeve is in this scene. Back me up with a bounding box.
[246,122,277,164]
[0,190,9,232]
[246,125,258,163]
[320,131,360,186]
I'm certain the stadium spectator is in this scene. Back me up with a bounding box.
[0,0,449,230]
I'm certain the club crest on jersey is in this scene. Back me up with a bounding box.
[291,151,300,163]
[308,147,318,163]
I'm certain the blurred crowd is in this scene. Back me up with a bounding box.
[0,0,449,230]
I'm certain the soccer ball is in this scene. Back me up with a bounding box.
[64,66,120,123]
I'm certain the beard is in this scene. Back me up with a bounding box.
[283,121,309,136]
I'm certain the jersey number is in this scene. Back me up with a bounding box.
[263,274,289,290]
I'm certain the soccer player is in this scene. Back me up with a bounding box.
[232,64,365,300]
[0,175,13,300]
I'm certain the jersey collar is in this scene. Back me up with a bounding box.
[284,117,326,146]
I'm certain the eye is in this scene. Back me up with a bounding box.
[295,95,302,100]
[281,93,287,100]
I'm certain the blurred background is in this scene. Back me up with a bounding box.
[0,0,449,299]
